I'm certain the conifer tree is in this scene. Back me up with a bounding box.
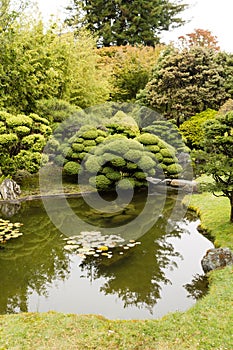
[66,0,187,46]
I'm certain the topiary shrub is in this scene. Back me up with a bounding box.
[0,110,52,175]
[136,133,160,145]
[90,175,112,191]
[63,161,81,176]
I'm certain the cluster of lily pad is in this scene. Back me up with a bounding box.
[0,218,23,246]
[63,231,141,260]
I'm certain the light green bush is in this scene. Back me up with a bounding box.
[90,175,112,191]
[138,155,156,171]
[72,143,85,152]
[6,115,33,128]
[111,156,126,167]
[63,161,81,176]
[136,133,160,145]
[179,109,217,149]
[15,126,31,137]
[167,163,183,175]
[85,156,101,173]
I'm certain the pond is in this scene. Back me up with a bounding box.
[0,189,213,319]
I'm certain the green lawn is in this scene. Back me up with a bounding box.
[0,192,232,349]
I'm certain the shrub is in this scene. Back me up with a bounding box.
[136,133,160,145]
[167,164,183,175]
[6,115,33,128]
[138,155,156,171]
[90,175,112,191]
[111,156,126,167]
[85,156,101,173]
[63,161,81,176]
[180,109,217,149]
[15,126,31,137]
[72,143,85,152]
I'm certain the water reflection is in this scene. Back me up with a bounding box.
[0,193,213,318]
[0,204,70,313]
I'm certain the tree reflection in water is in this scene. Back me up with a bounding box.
[78,196,184,313]
[0,200,70,314]
[0,192,209,316]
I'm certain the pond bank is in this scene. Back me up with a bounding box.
[0,192,232,349]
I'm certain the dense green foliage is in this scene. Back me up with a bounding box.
[35,98,80,124]
[66,0,187,47]
[180,109,218,149]
[0,19,110,113]
[0,111,51,175]
[48,111,184,190]
[97,45,163,102]
[195,112,233,222]
[137,46,229,124]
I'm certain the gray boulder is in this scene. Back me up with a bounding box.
[0,179,21,200]
[201,248,233,273]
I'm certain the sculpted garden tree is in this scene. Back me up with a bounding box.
[197,112,233,223]
[137,46,229,125]
[66,0,187,46]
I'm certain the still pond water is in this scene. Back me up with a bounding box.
[0,190,213,319]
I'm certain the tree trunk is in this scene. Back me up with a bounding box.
[230,191,233,223]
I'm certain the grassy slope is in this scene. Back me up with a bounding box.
[0,193,232,350]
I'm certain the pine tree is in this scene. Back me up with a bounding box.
[137,46,229,125]
[66,0,187,47]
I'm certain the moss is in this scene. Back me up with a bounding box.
[136,133,160,145]
[72,143,85,152]
[63,161,81,176]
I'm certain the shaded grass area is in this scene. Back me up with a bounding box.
[0,192,233,349]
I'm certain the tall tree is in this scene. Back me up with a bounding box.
[66,0,187,47]
[137,46,229,125]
